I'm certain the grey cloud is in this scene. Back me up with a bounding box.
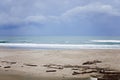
[0,0,120,26]
[62,3,120,18]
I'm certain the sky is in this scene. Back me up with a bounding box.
[0,0,120,36]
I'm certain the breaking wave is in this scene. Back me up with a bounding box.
[0,43,120,49]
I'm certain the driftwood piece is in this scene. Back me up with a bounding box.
[63,65,82,68]
[72,71,81,75]
[48,66,63,69]
[43,64,63,69]
[1,61,17,64]
[44,64,91,69]
[91,71,120,80]
[46,70,56,72]
[72,69,98,75]
[4,66,11,68]
[100,70,120,74]
[24,64,37,67]
[82,60,102,65]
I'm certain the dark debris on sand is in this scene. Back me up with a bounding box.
[23,63,38,67]
[1,61,17,65]
[46,70,57,72]
[43,64,63,69]
[82,60,102,65]
[43,59,120,80]
[0,59,120,80]
[4,66,11,68]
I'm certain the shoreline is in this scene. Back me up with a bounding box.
[1,43,120,49]
[0,48,120,80]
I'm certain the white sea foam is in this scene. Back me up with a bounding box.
[91,40,120,43]
[0,43,120,49]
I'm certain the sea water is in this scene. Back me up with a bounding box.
[0,36,120,49]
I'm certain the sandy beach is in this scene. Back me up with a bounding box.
[0,48,120,80]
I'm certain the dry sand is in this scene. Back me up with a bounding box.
[0,48,120,80]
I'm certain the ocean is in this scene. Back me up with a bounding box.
[0,36,120,49]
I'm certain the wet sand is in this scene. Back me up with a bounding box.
[0,48,120,80]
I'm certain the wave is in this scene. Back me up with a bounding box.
[0,40,9,43]
[91,40,120,43]
[0,43,120,49]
